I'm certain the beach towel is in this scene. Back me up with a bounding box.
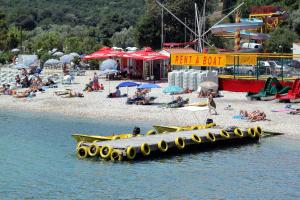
[178,106,209,112]
[233,115,244,120]
[271,108,294,113]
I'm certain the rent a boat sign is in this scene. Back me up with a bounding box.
[171,53,226,67]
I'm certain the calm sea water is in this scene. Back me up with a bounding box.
[0,110,299,200]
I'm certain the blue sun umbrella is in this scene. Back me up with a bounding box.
[137,83,161,89]
[117,81,140,95]
[163,85,183,94]
[117,81,140,88]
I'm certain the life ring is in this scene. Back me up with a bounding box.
[175,137,185,149]
[126,146,136,160]
[76,141,84,150]
[157,140,168,152]
[234,128,244,138]
[206,132,216,142]
[77,146,89,159]
[206,123,216,128]
[88,143,100,157]
[110,150,123,161]
[100,145,113,159]
[112,136,121,140]
[146,130,156,136]
[191,134,202,143]
[140,143,151,156]
[220,130,230,139]
[247,128,256,138]
[255,126,262,136]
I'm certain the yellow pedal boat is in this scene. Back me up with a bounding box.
[72,123,216,143]
[153,123,216,133]
[72,133,133,143]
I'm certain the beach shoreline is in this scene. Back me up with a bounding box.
[1,70,300,139]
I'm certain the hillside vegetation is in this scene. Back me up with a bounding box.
[0,0,299,64]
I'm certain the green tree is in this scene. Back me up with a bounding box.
[6,26,21,49]
[291,10,300,36]
[111,27,136,48]
[265,27,298,53]
[0,10,8,50]
[63,37,81,53]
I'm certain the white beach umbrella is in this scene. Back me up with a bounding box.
[99,59,118,71]
[11,48,20,53]
[198,81,218,92]
[60,54,74,64]
[45,59,62,65]
[70,52,80,57]
[53,51,64,57]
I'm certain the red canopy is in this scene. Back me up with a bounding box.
[124,47,169,61]
[83,47,123,60]
[83,47,169,61]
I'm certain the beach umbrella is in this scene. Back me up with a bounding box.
[137,83,161,89]
[117,81,140,95]
[99,69,119,75]
[11,48,20,53]
[13,63,29,69]
[117,81,140,88]
[45,59,62,65]
[70,52,80,57]
[199,81,218,92]
[100,59,118,71]
[53,51,64,56]
[60,54,74,64]
[163,85,183,94]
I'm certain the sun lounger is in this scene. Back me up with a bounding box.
[275,79,300,102]
[247,77,290,100]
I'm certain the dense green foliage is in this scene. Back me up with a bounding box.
[0,0,300,64]
[0,0,144,63]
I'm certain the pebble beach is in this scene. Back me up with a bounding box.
[1,70,299,139]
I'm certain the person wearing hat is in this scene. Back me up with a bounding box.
[132,127,141,136]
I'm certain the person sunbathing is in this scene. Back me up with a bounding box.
[14,88,36,98]
[44,78,55,87]
[240,110,266,121]
[61,91,84,98]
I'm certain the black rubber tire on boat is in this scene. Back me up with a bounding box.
[77,146,89,159]
[191,134,202,143]
[234,128,244,138]
[175,137,185,149]
[157,140,168,152]
[220,130,230,139]
[88,143,100,157]
[247,128,256,138]
[140,143,151,156]
[110,150,123,161]
[100,145,113,159]
[206,132,216,142]
[126,146,136,160]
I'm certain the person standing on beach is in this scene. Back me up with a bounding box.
[93,72,99,91]
[207,91,217,115]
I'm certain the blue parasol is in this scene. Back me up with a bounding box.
[137,83,161,89]
[117,81,140,88]
[163,85,183,94]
